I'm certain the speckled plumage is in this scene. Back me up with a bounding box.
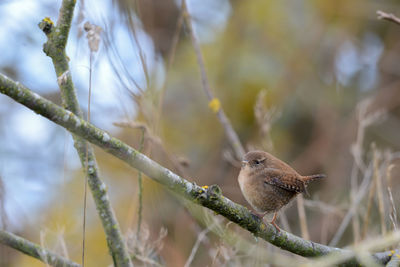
[238,151,325,231]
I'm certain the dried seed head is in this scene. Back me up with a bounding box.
[84,21,102,52]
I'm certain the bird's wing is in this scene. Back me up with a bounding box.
[261,168,305,193]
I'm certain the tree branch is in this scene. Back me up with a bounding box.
[182,0,245,160]
[38,1,132,266]
[386,250,400,267]
[377,10,400,26]
[0,229,81,267]
[0,74,393,266]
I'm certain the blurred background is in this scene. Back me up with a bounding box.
[0,0,400,266]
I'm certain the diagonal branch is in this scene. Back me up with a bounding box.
[38,1,132,266]
[0,229,81,267]
[0,74,393,266]
[182,0,245,160]
[386,249,400,267]
[377,10,400,26]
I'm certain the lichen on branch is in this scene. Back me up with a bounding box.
[0,230,81,267]
[0,73,394,266]
[37,0,132,266]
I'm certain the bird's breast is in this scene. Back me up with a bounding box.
[238,167,297,213]
[238,168,248,196]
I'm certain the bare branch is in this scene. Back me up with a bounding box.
[181,0,245,160]
[38,1,132,266]
[386,249,400,267]
[329,163,373,246]
[0,74,393,266]
[0,230,80,267]
[184,226,212,267]
[377,10,400,26]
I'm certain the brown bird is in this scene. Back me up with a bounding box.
[238,150,325,232]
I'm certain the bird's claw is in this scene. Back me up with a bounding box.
[270,220,281,232]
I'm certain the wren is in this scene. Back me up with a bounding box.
[238,150,325,232]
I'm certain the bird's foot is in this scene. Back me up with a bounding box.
[270,220,281,232]
[252,211,281,232]
[270,212,281,232]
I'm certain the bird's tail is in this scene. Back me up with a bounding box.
[302,174,326,197]
[303,174,326,183]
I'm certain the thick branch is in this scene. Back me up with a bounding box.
[0,230,81,267]
[386,250,400,267]
[0,74,392,266]
[38,1,132,266]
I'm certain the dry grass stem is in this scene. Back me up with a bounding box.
[362,145,379,239]
[329,163,373,246]
[297,195,310,240]
[373,147,387,235]
[127,225,167,266]
[0,176,7,230]
[181,0,245,159]
[303,199,345,217]
[155,0,185,133]
[184,226,212,267]
[386,164,397,232]
[83,21,102,52]
[334,99,387,246]
[113,120,189,176]
[254,89,280,151]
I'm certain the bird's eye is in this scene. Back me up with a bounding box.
[254,160,261,165]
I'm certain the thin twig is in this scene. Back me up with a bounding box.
[0,176,7,230]
[81,46,93,267]
[377,10,400,26]
[387,164,398,231]
[136,127,145,239]
[126,14,150,88]
[349,100,369,244]
[114,121,189,177]
[184,226,211,267]
[329,163,373,246]
[82,21,102,264]
[362,152,377,238]
[350,162,361,244]
[155,0,184,134]
[102,25,143,93]
[303,199,344,216]
[297,195,310,240]
[254,89,280,151]
[331,102,386,246]
[181,0,245,160]
[373,146,387,235]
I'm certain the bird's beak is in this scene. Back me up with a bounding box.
[241,160,248,168]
